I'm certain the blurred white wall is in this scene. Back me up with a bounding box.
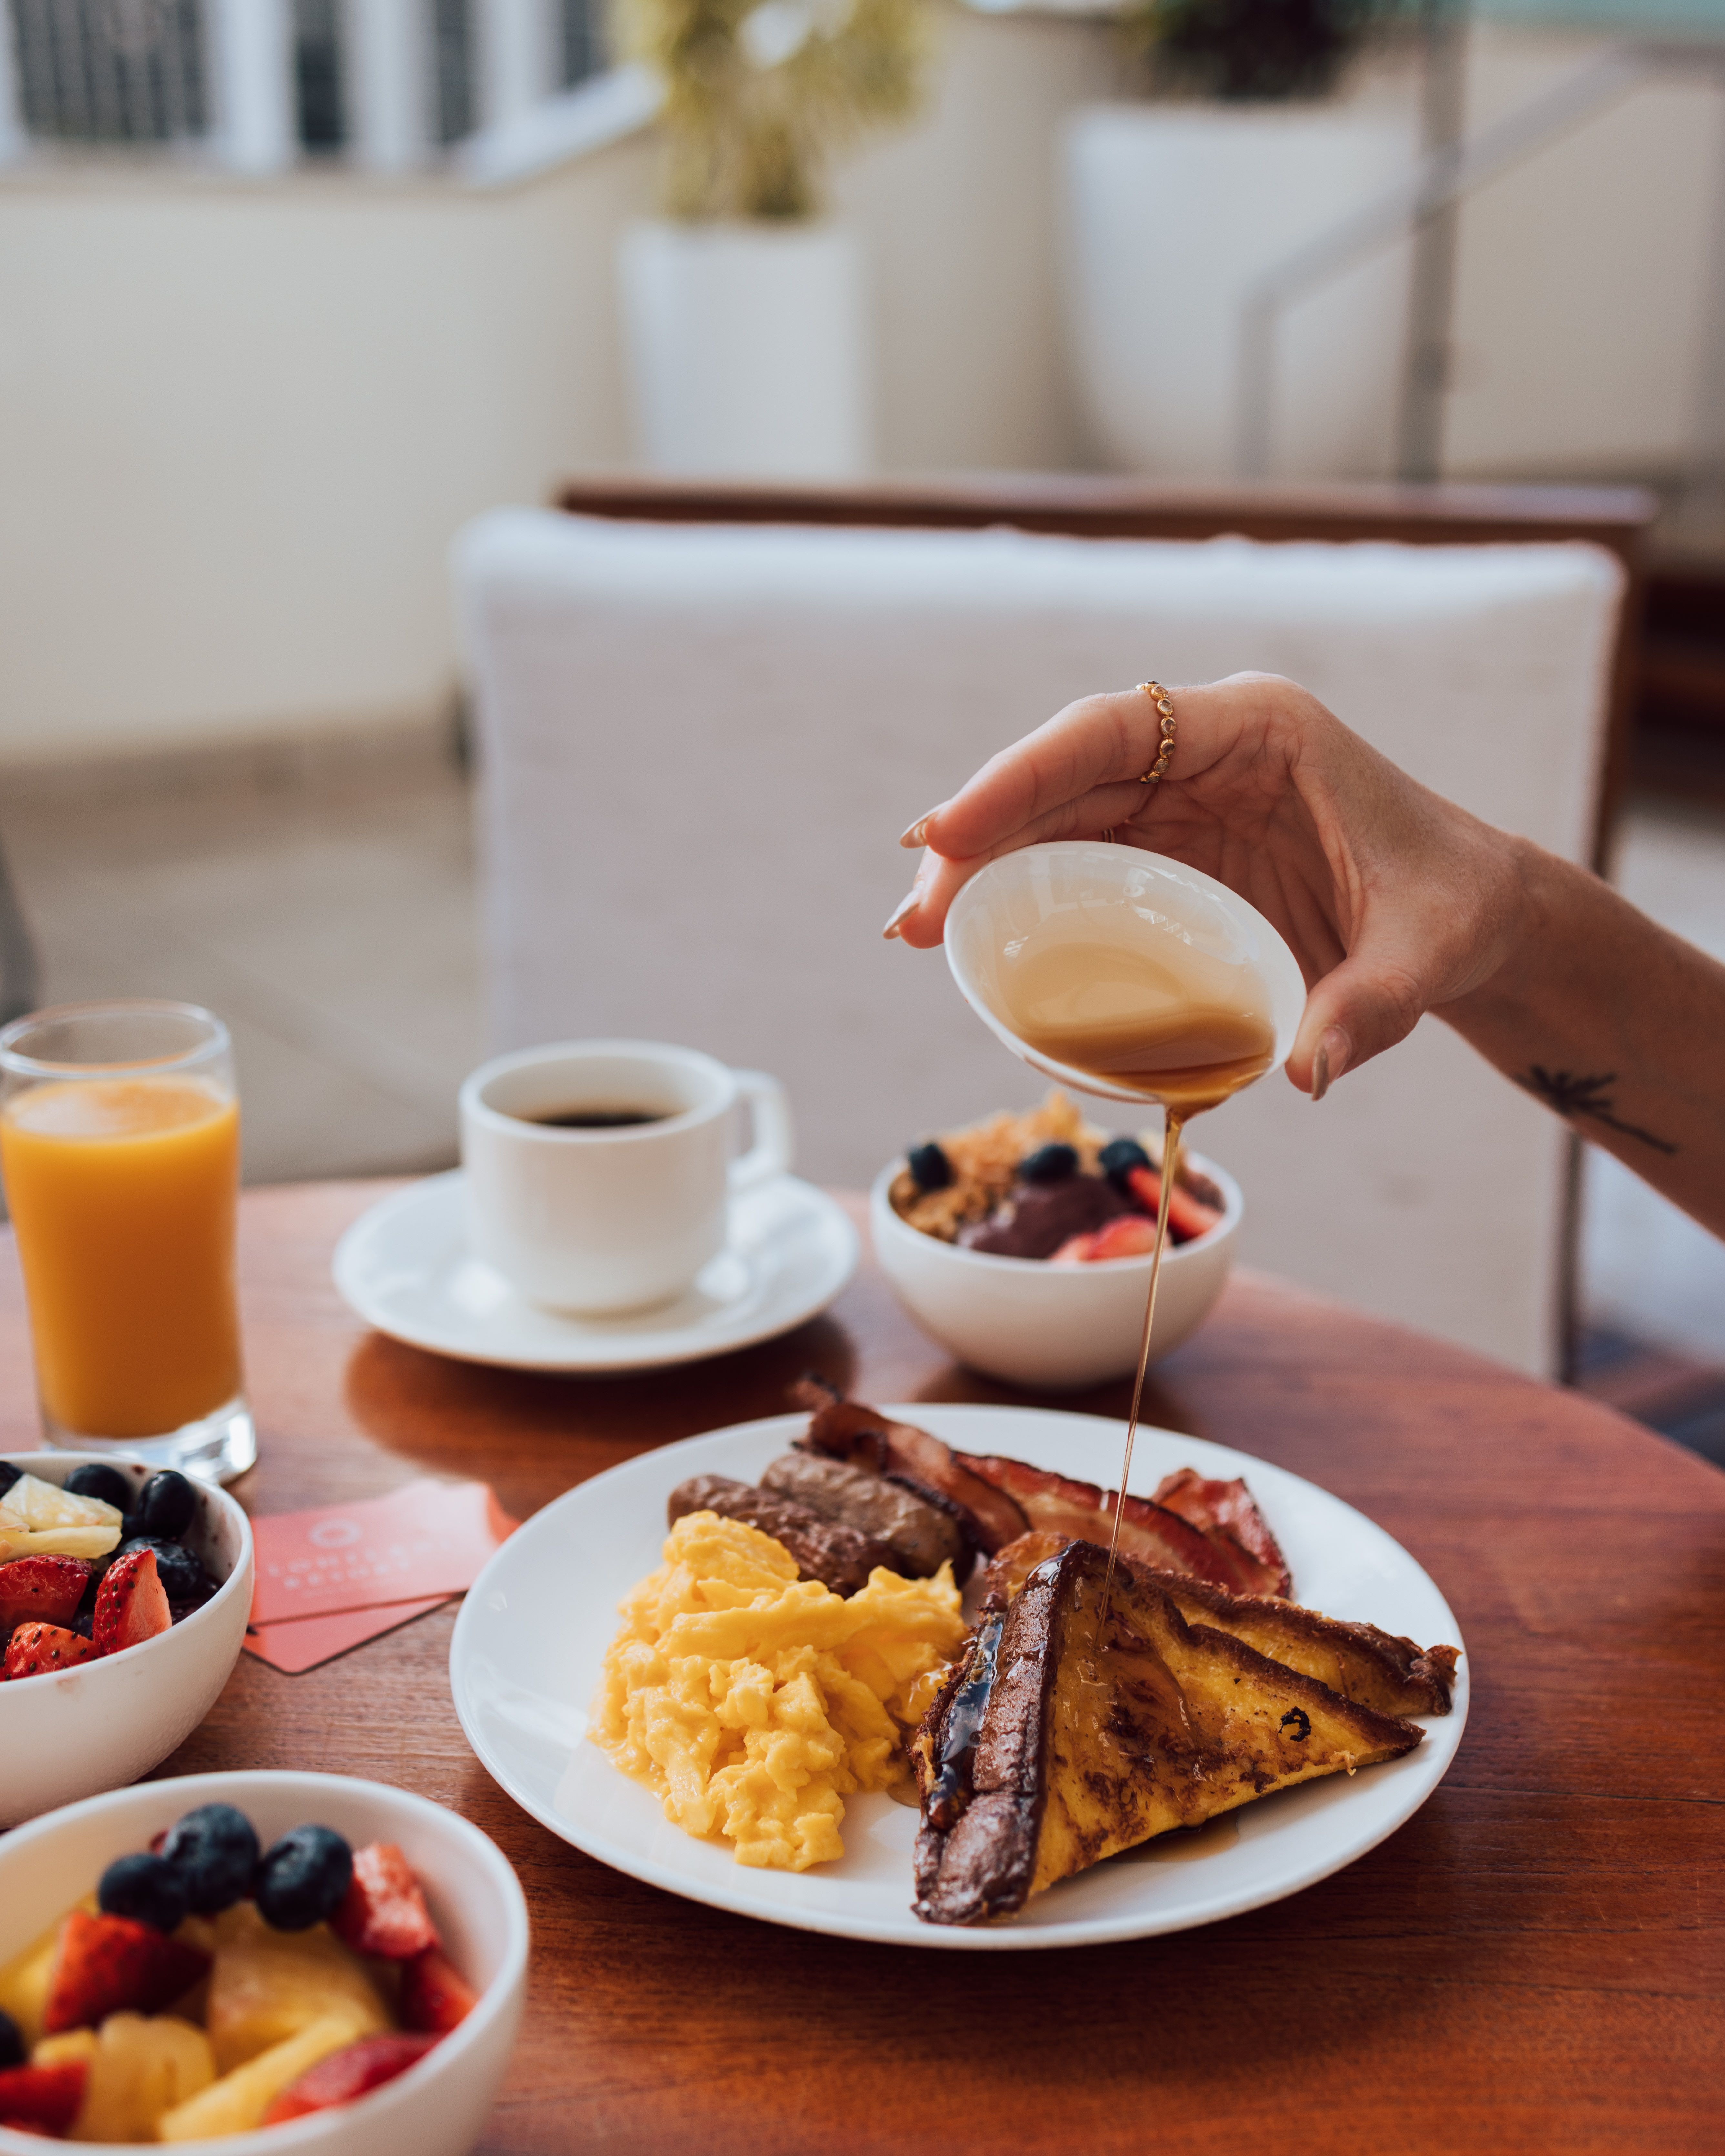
[0,10,1721,763]
[0,143,651,759]
[0,11,1107,763]
[1445,23,1725,479]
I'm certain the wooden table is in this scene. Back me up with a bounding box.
[3,1183,1721,2153]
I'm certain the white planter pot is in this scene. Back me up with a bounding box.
[619,220,873,478]
[1062,103,1415,480]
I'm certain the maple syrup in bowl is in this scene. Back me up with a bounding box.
[944,842,1305,1109]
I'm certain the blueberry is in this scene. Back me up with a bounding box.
[1019,1143,1079,1184]
[119,1512,148,1543]
[99,1852,189,1934]
[68,1606,94,1640]
[114,1536,212,1605]
[62,1463,134,1512]
[1098,1136,1153,1192]
[907,1142,952,1192]
[161,1803,259,1916]
[254,1825,353,1932]
[137,1470,198,1540]
[0,1462,19,1498]
[0,2009,21,2070]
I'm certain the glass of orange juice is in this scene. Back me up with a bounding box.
[0,1001,253,1482]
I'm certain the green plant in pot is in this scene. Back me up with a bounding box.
[612,0,933,474]
[1065,0,1423,480]
[1122,0,1409,103]
[614,0,931,219]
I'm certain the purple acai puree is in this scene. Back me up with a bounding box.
[958,1174,1133,1260]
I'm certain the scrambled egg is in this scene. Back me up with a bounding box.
[591,1510,966,1871]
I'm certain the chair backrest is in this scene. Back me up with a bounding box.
[456,491,1637,1376]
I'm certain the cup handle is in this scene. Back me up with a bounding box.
[728,1071,794,1193]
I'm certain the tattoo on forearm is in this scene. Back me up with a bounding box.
[1515,1067,1678,1155]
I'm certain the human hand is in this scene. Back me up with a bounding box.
[884,674,1531,1097]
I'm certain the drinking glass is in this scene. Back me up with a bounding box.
[0,1000,255,1482]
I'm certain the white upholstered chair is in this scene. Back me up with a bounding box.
[453,503,1626,1378]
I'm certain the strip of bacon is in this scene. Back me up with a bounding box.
[953,1452,1273,1596]
[1151,1467,1292,1597]
[790,1384,1292,1594]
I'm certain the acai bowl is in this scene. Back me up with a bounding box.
[870,1093,1241,1390]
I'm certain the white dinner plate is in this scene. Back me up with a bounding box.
[450,1404,1468,1950]
[332,1171,858,1373]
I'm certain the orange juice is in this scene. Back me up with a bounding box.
[0,1077,242,1437]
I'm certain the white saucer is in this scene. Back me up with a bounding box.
[332,1171,859,1373]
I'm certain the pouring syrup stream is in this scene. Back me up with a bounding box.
[1099,1109,1181,1622]
[988,901,1281,1623]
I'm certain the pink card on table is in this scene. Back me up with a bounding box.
[243,1595,454,1674]
[248,1478,516,1630]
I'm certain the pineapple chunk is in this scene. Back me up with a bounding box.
[1,1521,120,1560]
[70,2013,214,2144]
[32,2028,98,2068]
[0,1916,68,2046]
[0,1475,122,1560]
[0,1474,122,1532]
[204,1906,388,2073]
[155,2015,355,2142]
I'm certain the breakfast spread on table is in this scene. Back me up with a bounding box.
[0,829,1467,2116]
[889,1092,1225,1262]
[0,1465,219,1682]
[0,1802,475,2142]
[593,1385,1461,1924]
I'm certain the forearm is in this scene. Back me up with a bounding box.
[1441,839,1725,1237]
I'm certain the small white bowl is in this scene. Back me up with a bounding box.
[944,840,1306,1105]
[870,1150,1242,1390]
[0,1770,528,2156]
[0,1453,252,1827]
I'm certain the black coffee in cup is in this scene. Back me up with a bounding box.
[523,1107,668,1129]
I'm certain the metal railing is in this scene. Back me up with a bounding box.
[10,0,207,148]
[0,0,607,171]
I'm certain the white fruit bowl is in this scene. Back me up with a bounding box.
[0,1454,252,1827]
[0,1770,529,2156]
[870,1149,1242,1390]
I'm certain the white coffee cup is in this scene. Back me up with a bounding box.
[459,1040,793,1315]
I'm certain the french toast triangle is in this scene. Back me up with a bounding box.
[986,1530,1460,1719]
[910,1539,1426,1927]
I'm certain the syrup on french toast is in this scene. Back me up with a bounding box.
[911,1540,1425,1926]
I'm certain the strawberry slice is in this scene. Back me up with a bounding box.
[0,1556,90,1639]
[2,1623,100,1681]
[398,1945,478,2035]
[0,2057,89,2135]
[263,2032,438,2124]
[1050,1216,1159,1264]
[334,1843,441,1961]
[1125,1163,1222,1243]
[43,1910,210,2034]
[91,1547,171,1657]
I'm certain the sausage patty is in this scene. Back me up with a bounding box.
[666,1474,893,1598]
[761,1452,964,1578]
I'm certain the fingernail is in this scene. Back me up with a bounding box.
[1311,1026,1349,1102]
[882,890,920,941]
[899,806,943,849]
